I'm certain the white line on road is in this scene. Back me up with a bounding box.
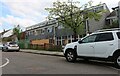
[0,58,9,68]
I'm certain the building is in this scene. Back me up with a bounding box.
[0,29,26,43]
[106,1,120,28]
[106,10,117,25]
[86,3,110,32]
[26,3,110,46]
[0,30,11,43]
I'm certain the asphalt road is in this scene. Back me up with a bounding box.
[2,51,120,74]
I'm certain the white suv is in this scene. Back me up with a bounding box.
[63,28,120,68]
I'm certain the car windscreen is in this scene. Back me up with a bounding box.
[9,42,17,45]
[117,32,120,39]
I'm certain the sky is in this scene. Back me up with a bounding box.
[0,0,120,33]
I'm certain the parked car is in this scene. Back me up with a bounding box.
[63,28,120,68]
[2,41,20,52]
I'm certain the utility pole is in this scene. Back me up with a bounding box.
[0,30,3,76]
[118,1,120,28]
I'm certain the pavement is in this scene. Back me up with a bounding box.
[20,49,64,57]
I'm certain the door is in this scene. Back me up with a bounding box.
[77,34,97,57]
[94,32,114,58]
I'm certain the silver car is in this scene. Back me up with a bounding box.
[2,42,20,52]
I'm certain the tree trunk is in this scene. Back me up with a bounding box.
[73,30,77,42]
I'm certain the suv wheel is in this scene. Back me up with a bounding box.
[114,54,120,69]
[65,50,77,62]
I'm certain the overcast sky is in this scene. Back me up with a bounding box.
[0,0,120,33]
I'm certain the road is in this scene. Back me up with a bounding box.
[2,51,120,74]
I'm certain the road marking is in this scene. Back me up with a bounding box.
[0,58,9,68]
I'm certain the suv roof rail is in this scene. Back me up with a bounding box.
[94,28,120,33]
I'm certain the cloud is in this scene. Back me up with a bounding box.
[1,0,53,29]
[0,15,36,27]
[1,0,60,22]
[1,0,68,21]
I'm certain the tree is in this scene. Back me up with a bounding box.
[13,25,22,41]
[45,1,104,41]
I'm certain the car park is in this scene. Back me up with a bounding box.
[2,41,20,52]
[63,28,120,68]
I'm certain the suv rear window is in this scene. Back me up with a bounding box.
[117,32,120,39]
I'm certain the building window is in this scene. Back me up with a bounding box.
[27,31,30,36]
[57,41,61,45]
[56,36,62,45]
[68,40,71,43]
[62,36,67,39]
[68,35,71,38]
[62,40,65,45]
[47,27,53,33]
[58,37,61,39]
[30,30,35,35]
[94,6,103,12]
[49,39,54,44]
[41,29,45,34]
[36,29,41,35]
[45,28,48,32]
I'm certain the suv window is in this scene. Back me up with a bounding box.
[95,32,114,42]
[82,34,97,43]
[117,32,120,39]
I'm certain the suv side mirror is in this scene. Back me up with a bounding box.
[78,40,82,44]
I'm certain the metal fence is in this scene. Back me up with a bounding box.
[18,40,62,52]
[29,43,62,52]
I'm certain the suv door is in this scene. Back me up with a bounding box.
[77,34,97,57]
[94,32,114,58]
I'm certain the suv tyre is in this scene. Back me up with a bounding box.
[114,54,120,69]
[65,50,77,62]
